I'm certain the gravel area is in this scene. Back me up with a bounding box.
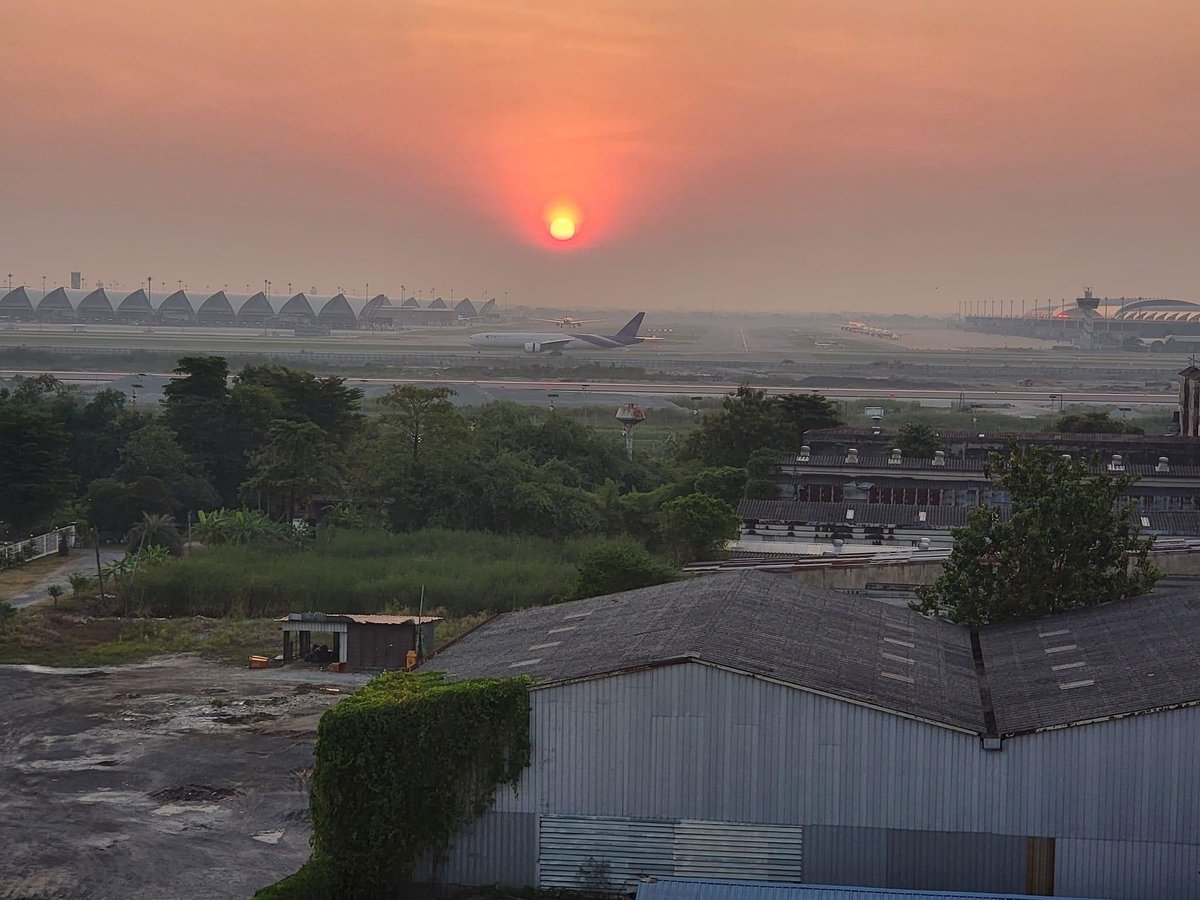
[0,655,370,899]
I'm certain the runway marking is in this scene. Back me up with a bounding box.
[739,327,750,352]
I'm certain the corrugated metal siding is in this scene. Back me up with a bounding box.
[635,878,1101,899]
[414,811,537,885]
[1054,838,1200,900]
[431,664,1200,898]
[802,826,1027,895]
[537,816,803,889]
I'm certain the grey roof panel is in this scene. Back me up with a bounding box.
[425,572,984,732]
[979,580,1200,734]
[425,571,1200,734]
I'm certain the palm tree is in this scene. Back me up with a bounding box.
[127,513,183,556]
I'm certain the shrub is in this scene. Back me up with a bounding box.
[256,672,530,898]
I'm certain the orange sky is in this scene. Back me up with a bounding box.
[1,1,1197,312]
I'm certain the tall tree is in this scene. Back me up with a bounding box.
[115,421,218,512]
[571,538,678,599]
[658,492,740,563]
[679,386,840,468]
[235,364,363,440]
[896,423,945,459]
[241,420,344,522]
[912,444,1159,626]
[0,400,75,534]
[162,356,236,498]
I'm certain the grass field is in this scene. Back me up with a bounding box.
[0,602,492,668]
[118,528,583,619]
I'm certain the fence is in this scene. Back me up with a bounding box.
[1,524,77,567]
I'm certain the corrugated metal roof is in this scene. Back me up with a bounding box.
[277,612,441,626]
[635,877,1101,900]
[423,571,1200,735]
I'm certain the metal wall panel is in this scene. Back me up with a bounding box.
[429,663,1200,898]
[537,816,803,889]
[1054,837,1200,900]
[414,811,537,885]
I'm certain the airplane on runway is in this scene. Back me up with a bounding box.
[840,321,900,339]
[470,312,660,353]
[533,316,604,329]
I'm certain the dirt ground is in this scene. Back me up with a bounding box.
[0,655,370,899]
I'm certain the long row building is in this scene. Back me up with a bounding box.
[0,286,497,329]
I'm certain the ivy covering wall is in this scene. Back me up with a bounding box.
[256,671,532,899]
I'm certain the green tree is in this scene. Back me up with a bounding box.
[1055,410,1144,435]
[86,476,179,533]
[912,444,1159,626]
[679,386,839,468]
[241,420,344,522]
[115,421,218,513]
[235,364,363,441]
[571,538,678,599]
[658,492,740,563]
[0,400,75,532]
[162,356,237,499]
[743,449,781,500]
[127,512,183,556]
[193,508,284,546]
[46,583,64,607]
[896,423,945,459]
[692,466,748,505]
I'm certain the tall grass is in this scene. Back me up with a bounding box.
[123,528,584,618]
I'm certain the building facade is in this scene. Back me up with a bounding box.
[416,573,1200,899]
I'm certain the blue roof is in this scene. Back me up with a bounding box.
[635,879,1101,900]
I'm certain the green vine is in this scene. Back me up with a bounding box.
[256,671,531,900]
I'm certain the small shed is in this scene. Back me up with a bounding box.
[279,612,441,671]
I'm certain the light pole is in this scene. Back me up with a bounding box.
[42,275,46,298]
[147,276,152,298]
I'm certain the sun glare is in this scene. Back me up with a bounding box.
[549,215,576,241]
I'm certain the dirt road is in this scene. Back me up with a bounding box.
[0,655,369,899]
[7,548,123,608]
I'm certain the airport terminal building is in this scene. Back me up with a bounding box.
[0,286,497,329]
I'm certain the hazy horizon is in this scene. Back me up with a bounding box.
[2,1,1197,313]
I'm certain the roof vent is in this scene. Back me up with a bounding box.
[932,450,946,467]
[1157,456,1170,473]
[919,537,931,550]
[832,538,845,556]
[1109,453,1126,472]
[918,510,928,523]
[1061,454,1072,463]
[845,508,855,521]
[888,448,902,465]
[845,448,859,464]
[798,444,811,463]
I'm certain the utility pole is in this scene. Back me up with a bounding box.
[93,529,107,602]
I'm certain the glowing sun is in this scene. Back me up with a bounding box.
[549,215,576,241]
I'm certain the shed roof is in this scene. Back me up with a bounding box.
[636,878,1100,900]
[423,571,1200,735]
[278,612,441,626]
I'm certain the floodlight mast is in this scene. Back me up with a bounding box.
[615,402,646,460]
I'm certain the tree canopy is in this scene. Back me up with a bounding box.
[912,444,1159,626]
[679,386,840,468]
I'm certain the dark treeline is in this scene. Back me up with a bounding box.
[0,359,841,568]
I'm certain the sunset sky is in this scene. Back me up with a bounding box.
[1,1,1197,312]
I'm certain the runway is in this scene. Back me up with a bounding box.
[2,370,1177,407]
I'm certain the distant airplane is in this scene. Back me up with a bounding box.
[533,316,605,329]
[840,321,900,339]
[470,312,660,353]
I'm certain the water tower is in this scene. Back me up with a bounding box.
[615,402,646,459]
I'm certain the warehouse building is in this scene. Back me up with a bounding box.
[635,878,1100,900]
[417,572,1200,899]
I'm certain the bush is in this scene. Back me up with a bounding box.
[0,600,15,633]
[572,538,678,600]
[257,672,530,898]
